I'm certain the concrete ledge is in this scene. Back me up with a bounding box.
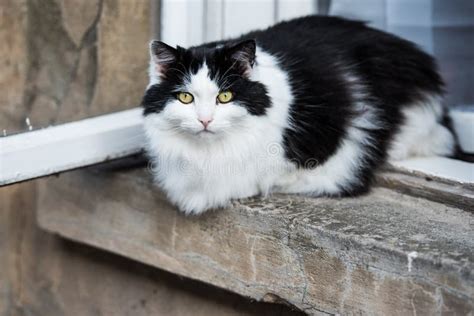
[37,163,474,315]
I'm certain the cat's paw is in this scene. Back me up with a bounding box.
[176,199,209,215]
[174,194,225,215]
[272,172,304,193]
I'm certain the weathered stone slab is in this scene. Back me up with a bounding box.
[1,181,303,316]
[37,164,474,315]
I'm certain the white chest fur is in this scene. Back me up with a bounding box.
[144,121,289,213]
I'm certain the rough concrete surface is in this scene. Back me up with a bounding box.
[0,181,304,316]
[37,164,474,315]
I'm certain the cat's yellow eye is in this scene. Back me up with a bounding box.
[177,92,194,104]
[217,91,234,104]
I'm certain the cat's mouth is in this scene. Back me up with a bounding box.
[196,129,215,135]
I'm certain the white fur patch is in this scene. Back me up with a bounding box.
[388,94,455,161]
[186,64,220,124]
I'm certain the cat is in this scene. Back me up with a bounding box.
[141,15,456,214]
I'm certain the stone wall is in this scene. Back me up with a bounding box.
[0,0,150,134]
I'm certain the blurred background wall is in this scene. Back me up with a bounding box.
[0,0,150,135]
[328,0,473,109]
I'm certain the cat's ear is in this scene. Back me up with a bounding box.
[149,40,178,81]
[227,39,256,77]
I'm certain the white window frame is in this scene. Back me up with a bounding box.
[1,0,472,187]
[0,109,144,186]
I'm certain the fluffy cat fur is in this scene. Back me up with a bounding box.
[142,16,455,214]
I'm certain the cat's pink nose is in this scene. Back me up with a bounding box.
[198,119,212,129]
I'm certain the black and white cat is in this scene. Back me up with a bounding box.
[142,16,455,214]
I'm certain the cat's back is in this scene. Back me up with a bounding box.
[243,16,369,58]
[247,15,443,109]
[253,15,368,43]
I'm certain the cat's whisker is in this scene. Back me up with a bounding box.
[218,74,243,89]
[167,67,189,80]
[217,60,240,84]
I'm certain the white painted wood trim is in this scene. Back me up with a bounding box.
[276,0,316,22]
[161,0,205,47]
[204,0,224,42]
[0,108,145,186]
[161,0,318,48]
[392,157,474,184]
[221,0,276,39]
[450,107,474,154]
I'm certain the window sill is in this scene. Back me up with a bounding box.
[392,157,474,184]
[37,160,474,315]
[0,109,144,186]
[379,158,473,211]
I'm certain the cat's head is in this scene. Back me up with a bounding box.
[141,40,271,140]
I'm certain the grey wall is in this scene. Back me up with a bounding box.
[329,0,474,107]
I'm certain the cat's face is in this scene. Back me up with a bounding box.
[142,40,271,140]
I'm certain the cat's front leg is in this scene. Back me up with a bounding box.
[272,170,307,194]
[272,169,342,197]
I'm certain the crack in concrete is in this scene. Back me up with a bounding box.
[249,236,258,282]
